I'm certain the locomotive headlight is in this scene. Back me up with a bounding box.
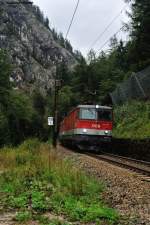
[105,130,109,135]
[83,129,87,133]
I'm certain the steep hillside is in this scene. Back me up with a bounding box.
[113,101,150,139]
[0,0,76,93]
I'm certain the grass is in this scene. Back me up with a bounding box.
[113,101,150,139]
[0,139,119,224]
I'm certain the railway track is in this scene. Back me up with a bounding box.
[85,152,150,181]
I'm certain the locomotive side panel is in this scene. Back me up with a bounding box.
[59,108,78,141]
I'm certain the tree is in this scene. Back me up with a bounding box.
[58,86,74,117]
[7,91,35,144]
[125,0,150,70]
[32,90,46,116]
[58,32,65,47]
[44,17,50,29]
[73,50,84,62]
[87,49,96,64]
[0,109,10,146]
[65,39,73,52]
[0,50,12,106]
[56,62,71,86]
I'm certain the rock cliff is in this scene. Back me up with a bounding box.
[0,0,76,93]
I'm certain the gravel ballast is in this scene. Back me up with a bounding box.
[58,146,150,225]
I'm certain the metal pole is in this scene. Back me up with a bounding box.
[52,60,63,148]
[53,78,58,148]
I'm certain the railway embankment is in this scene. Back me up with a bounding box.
[111,101,150,161]
[59,146,150,225]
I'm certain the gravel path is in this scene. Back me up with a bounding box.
[0,213,14,225]
[58,146,150,225]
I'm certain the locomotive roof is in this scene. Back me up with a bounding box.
[61,105,112,122]
[77,105,112,110]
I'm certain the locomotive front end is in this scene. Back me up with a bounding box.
[74,105,113,149]
[59,105,113,151]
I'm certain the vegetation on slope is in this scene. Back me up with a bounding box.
[0,139,119,224]
[113,101,150,139]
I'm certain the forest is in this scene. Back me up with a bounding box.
[0,0,150,146]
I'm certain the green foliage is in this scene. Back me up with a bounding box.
[32,90,46,116]
[126,0,150,70]
[6,90,37,145]
[10,194,28,208]
[31,90,50,140]
[113,101,150,139]
[15,211,32,222]
[51,193,118,223]
[0,50,11,89]
[19,138,41,152]
[0,109,10,145]
[0,49,11,106]
[58,86,75,117]
[0,50,11,146]
[0,140,118,224]
[31,190,47,211]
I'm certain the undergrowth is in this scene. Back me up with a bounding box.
[0,139,119,224]
[113,101,150,139]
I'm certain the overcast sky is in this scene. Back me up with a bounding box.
[33,0,130,56]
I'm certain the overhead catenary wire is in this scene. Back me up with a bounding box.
[65,0,80,40]
[88,4,127,52]
[53,0,80,147]
[96,25,125,54]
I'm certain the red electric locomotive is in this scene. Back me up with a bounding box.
[59,105,113,150]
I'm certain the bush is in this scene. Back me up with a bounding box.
[15,211,32,222]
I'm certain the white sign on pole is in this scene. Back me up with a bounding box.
[48,117,54,126]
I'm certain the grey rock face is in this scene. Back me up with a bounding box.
[0,0,76,93]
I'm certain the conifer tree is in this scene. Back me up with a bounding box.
[126,0,150,69]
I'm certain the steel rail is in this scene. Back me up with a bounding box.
[101,152,150,166]
[85,152,150,177]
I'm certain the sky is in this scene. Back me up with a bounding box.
[33,0,130,56]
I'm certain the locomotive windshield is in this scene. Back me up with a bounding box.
[80,108,96,120]
[97,109,112,121]
[79,108,112,121]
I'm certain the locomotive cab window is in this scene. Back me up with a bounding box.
[97,110,112,121]
[80,108,96,120]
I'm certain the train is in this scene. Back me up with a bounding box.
[59,104,113,150]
